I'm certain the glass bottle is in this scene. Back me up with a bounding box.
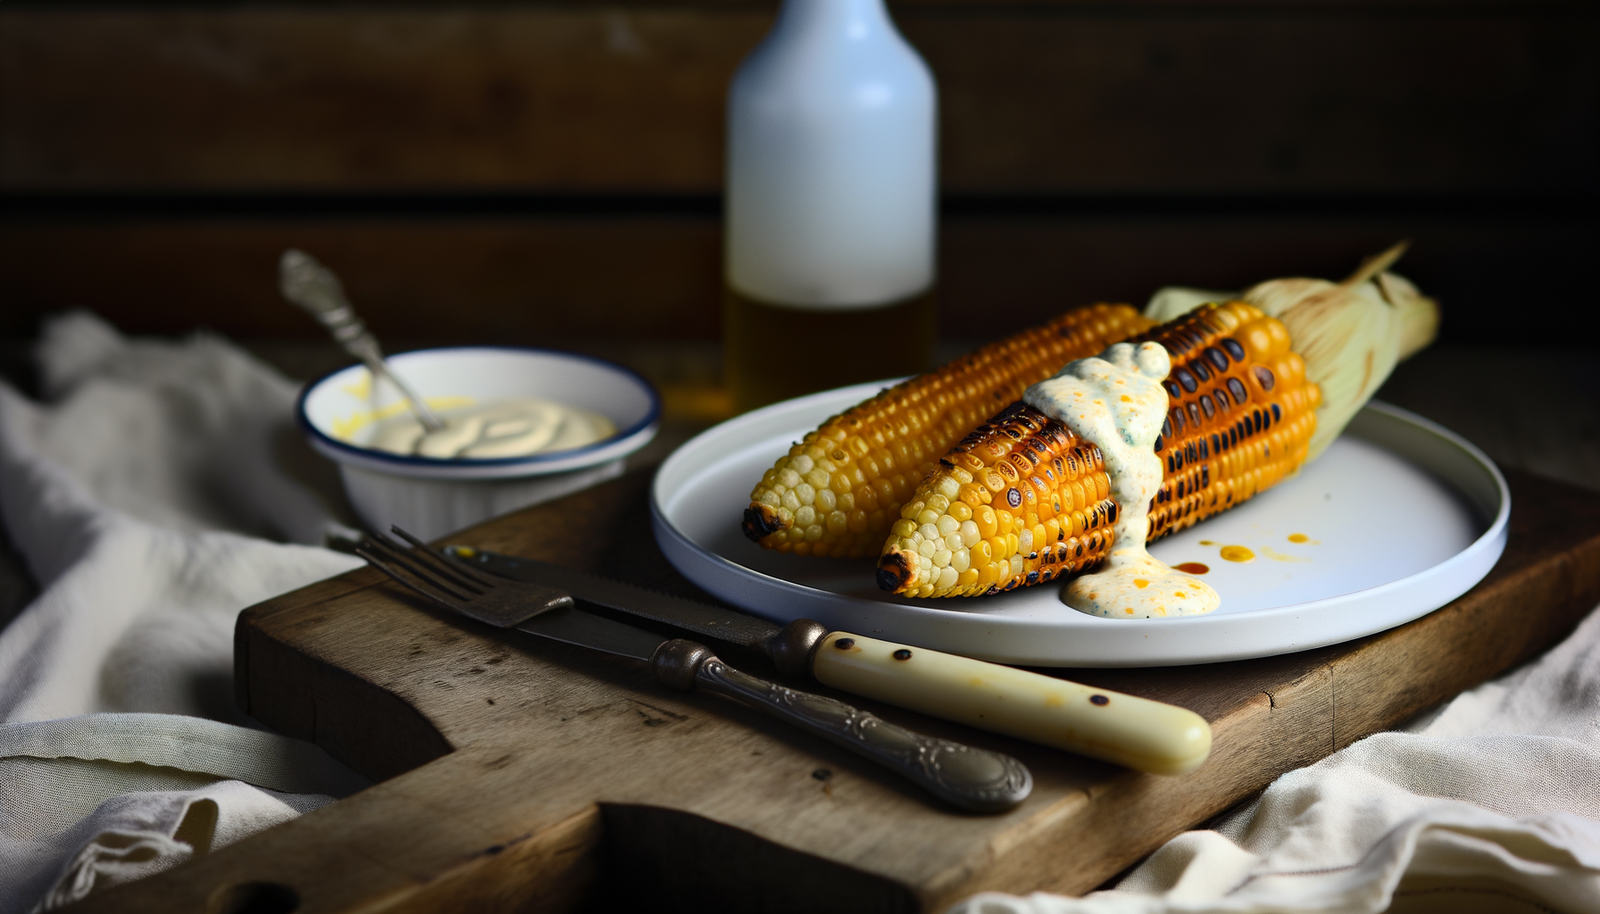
[723,0,938,413]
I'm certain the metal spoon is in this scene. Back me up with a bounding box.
[278,249,445,433]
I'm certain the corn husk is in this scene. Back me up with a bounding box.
[1143,243,1440,462]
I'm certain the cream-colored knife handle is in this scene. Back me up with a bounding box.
[810,632,1211,775]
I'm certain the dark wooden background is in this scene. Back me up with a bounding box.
[2,1,1595,348]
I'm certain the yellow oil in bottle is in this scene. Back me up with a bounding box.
[723,285,937,413]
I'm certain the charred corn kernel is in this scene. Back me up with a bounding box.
[1141,302,1318,542]
[877,403,1120,597]
[878,302,1319,597]
[742,304,1155,557]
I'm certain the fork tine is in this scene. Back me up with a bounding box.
[380,532,486,597]
[356,543,449,608]
[359,536,469,595]
[356,537,474,607]
[357,547,467,612]
[387,526,498,593]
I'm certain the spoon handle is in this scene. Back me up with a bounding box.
[278,249,445,432]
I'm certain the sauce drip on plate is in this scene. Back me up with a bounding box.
[1024,342,1222,618]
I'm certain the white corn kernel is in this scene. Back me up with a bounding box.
[951,549,971,573]
[816,489,837,512]
[794,506,816,526]
[937,566,958,590]
[933,548,951,568]
[935,477,960,499]
[781,490,800,512]
[959,520,980,547]
[795,483,816,505]
[918,539,936,557]
[945,532,964,552]
[937,515,959,537]
[916,509,940,527]
[919,523,939,542]
[793,455,814,475]
[778,468,801,488]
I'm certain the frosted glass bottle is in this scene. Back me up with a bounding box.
[723,0,937,412]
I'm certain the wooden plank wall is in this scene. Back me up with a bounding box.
[1,2,1595,346]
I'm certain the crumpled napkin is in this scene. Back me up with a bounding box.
[954,603,1600,914]
[0,312,368,912]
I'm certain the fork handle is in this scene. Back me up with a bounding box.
[650,639,1031,814]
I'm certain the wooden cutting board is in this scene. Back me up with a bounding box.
[78,467,1600,914]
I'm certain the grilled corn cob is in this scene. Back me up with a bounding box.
[742,303,1154,558]
[1145,242,1439,461]
[878,302,1319,598]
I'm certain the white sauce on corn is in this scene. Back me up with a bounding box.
[369,398,615,459]
[1023,341,1221,618]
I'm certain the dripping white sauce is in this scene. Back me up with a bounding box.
[368,398,616,459]
[1023,341,1222,618]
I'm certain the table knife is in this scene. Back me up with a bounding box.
[448,547,1212,775]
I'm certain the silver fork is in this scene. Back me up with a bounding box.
[354,529,1033,813]
[356,527,575,626]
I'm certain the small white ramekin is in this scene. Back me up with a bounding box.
[297,346,659,540]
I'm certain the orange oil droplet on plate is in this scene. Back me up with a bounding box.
[1173,562,1210,574]
[1288,533,1314,544]
[1198,540,1216,546]
[1134,578,1150,589]
[1220,545,1256,563]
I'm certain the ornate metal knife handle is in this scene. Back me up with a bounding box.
[651,639,1031,814]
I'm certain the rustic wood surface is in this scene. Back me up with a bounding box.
[2,2,1595,345]
[3,214,1591,348]
[68,462,1600,913]
[3,4,1592,193]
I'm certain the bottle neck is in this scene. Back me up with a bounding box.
[772,0,896,43]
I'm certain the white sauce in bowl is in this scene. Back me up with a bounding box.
[368,398,617,459]
[1024,342,1222,618]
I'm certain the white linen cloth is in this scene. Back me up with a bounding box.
[0,313,368,912]
[954,608,1600,912]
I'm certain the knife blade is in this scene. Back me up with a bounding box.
[449,547,1212,775]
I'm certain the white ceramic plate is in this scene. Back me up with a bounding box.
[651,383,1509,667]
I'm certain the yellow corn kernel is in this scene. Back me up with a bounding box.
[743,303,1155,558]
